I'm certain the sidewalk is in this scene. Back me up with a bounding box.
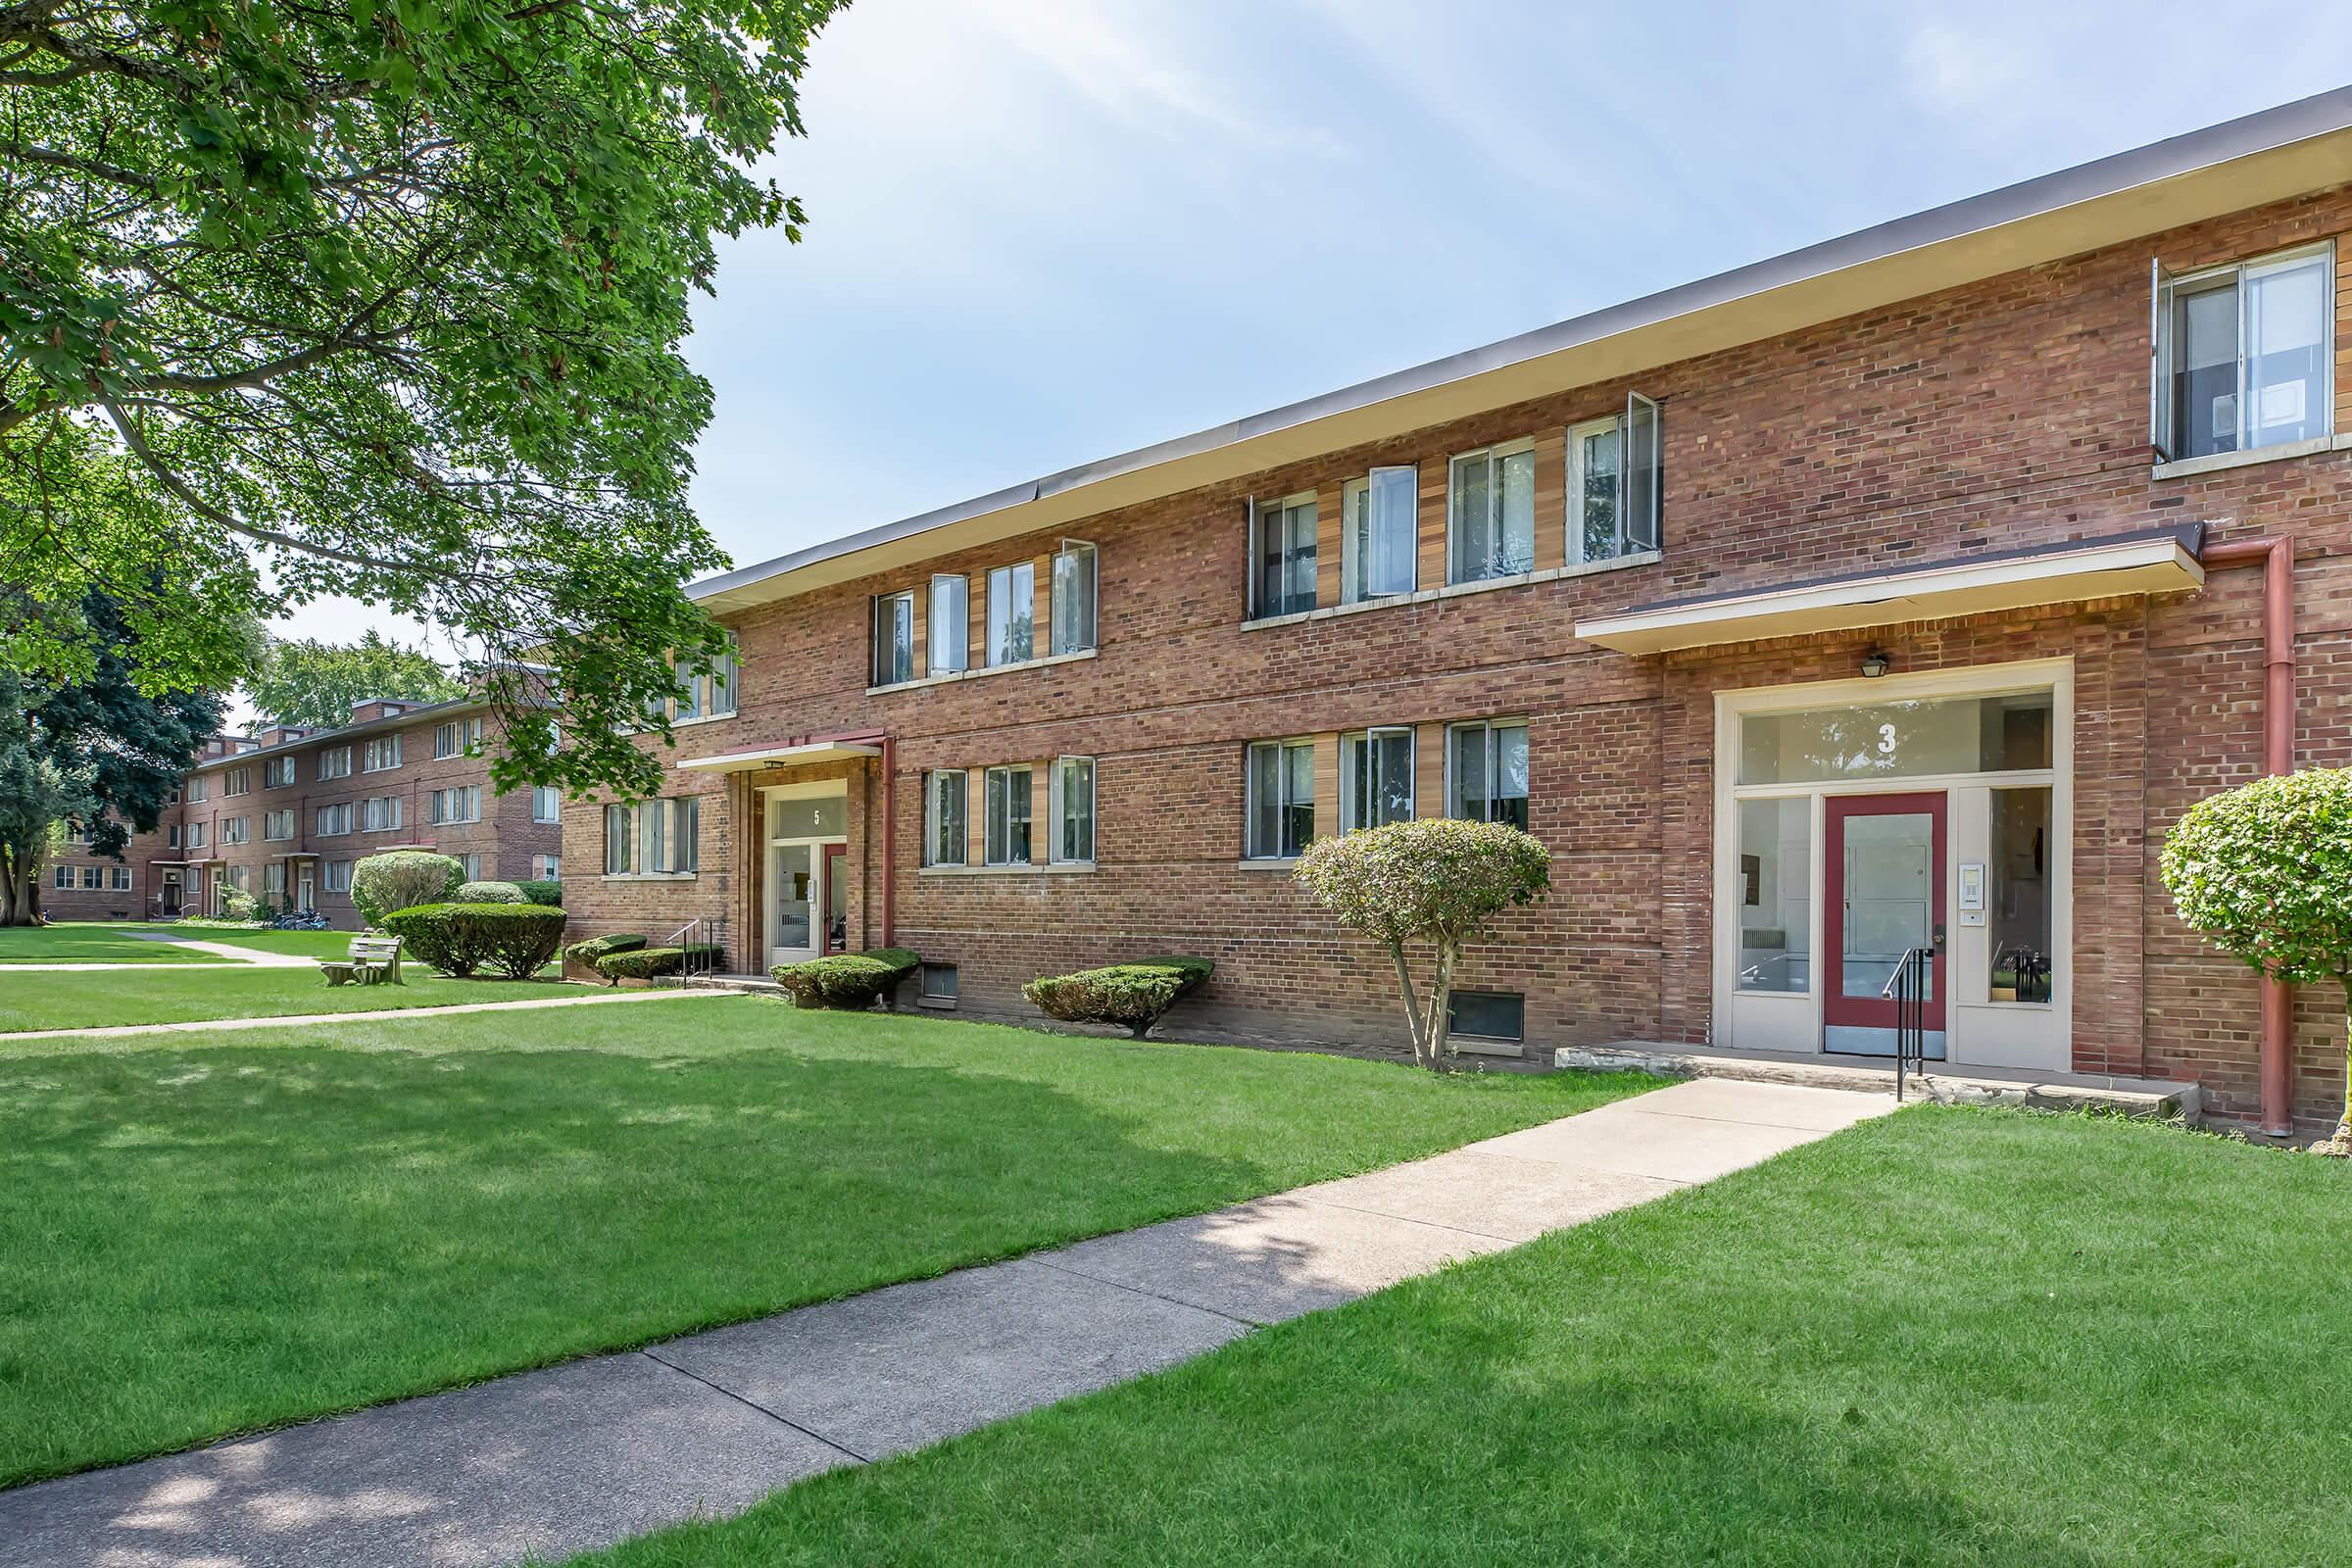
[0,931,318,971]
[0,988,722,1043]
[0,1077,1896,1568]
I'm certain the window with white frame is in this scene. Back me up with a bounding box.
[1341,727,1414,831]
[263,808,296,842]
[112,864,132,891]
[226,864,249,892]
[531,786,561,823]
[603,798,698,875]
[318,745,352,780]
[80,865,103,889]
[1052,541,1097,656]
[1343,466,1418,603]
[456,853,481,881]
[168,824,181,848]
[220,815,251,845]
[363,735,402,771]
[264,862,286,897]
[434,717,483,759]
[987,563,1034,666]
[362,795,403,832]
[1569,392,1664,564]
[223,766,251,796]
[983,765,1033,864]
[872,590,915,686]
[1050,756,1095,863]
[1250,493,1318,619]
[929,575,969,675]
[532,854,561,880]
[324,859,353,893]
[429,785,481,825]
[1448,437,1537,584]
[1246,739,1316,859]
[1446,719,1530,831]
[924,770,967,865]
[670,645,737,719]
[2154,241,2335,462]
[51,864,71,890]
[264,756,296,788]
[187,821,208,850]
[186,776,210,804]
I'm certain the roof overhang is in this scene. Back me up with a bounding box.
[692,89,2352,617]
[677,740,883,774]
[1574,527,2207,655]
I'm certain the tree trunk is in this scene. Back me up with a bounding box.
[1387,941,1434,1068]
[1430,940,1460,1071]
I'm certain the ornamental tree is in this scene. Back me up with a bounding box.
[1,0,841,797]
[2160,767,2352,1149]
[245,632,466,732]
[350,849,462,927]
[1293,818,1551,1070]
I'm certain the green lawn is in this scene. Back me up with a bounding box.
[0,999,1649,1488]
[0,922,231,963]
[567,1108,2352,1568]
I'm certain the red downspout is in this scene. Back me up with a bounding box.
[2197,534,2296,1138]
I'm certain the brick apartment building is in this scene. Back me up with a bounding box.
[44,697,564,928]
[563,91,2352,1136]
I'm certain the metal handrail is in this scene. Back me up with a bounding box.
[1881,945,1933,1101]
[660,916,725,978]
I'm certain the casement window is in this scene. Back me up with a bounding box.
[873,590,915,686]
[168,786,181,805]
[929,575,969,675]
[51,864,71,890]
[167,825,181,849]
[1340,727,1414,832]
[531,786,561,823]
[456,854,482,881]
[603,798,698,875]
[264,862,286,897]
[226,864,250,892]
[263,808,296,842]
[672,645,737,719]
[220,815,251,845]
[1249,493,1318,619]
[362,795,403,832]
[1569,392,1664,564]
[919,962,958,1006]
[112,864,131,891]
[324,859,353,894]
[924,770,968,865]
[2153,241,2334,462]
[428,786,481,825]
[1342,466,1418,603]
[433,717,483,759]
[1447,991,1525,1046]
[987,562,1035,666]
[1050,756,1096,864]
[363,735,402,771]
[532,854,561,880]
[316,803,351,837]
[186,777,210,804]
[186,822,208,850]
[1446,720,1531,831]
[318,746,352,780]
[264,757,296,788]
[1052,540,1098,656]
[81,865,103,889]
[1245,739,1316,859]
[983,764,1033,864]
[223,766,251,796]
[1448,438,1537,584]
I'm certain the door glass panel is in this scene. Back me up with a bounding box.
[825,852,850,954]
[1841,812,1933,1001]
[772,843,812,953]
[1740,691,2051,784]
[1736,797,1810,994]
[1990,786,2054,1004]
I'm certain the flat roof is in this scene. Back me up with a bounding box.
[696,87,2352,616]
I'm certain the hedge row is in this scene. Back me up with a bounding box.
[381,903,567,979]
[594,944,723,982]
[1022,956,1212,1039]
[564,932,646,967]
[770,948,920,1010]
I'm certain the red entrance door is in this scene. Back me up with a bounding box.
[822,843,849,956]
[1823,792,1946,1055]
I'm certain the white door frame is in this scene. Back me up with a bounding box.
[763,780,849,969]
[1710,655,2074,1067]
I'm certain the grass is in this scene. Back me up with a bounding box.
[0,922,231,963]
[565,1108,2352,1568]
[0,998,1650,1488]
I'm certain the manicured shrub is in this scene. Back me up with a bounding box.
[564,932,646,968]
[517,879,564,906]
[1294,817,1550,1070]
[219,889,262,922]
[1023,956,1213,1040]
[771,948,920,1010]
[456,880,527,904]
[594,944,723,983]
[351,851,464,926]
[383,903,567,979]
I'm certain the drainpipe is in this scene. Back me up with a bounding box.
[2197,533,2296,1138]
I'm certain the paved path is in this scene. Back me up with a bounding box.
[0,932,320,972]
[0,1078,1895,1567]
[0,987,724,1043]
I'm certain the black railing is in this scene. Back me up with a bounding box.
[661,917,727,978]
[1880,946,1933,1101]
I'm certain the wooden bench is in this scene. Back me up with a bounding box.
[321,935,404,986]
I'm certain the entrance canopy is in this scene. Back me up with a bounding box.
[678,740,882,774]
[1576,525,2205,655]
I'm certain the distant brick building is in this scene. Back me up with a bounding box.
[46,697,564,928]
[561,93,2352,1139]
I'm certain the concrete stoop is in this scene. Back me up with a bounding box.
[677,972,783,996]
[1555,1043,2202,1123]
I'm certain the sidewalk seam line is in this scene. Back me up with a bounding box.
[1022,1254,1271,1328]
[637,1348,876,1466]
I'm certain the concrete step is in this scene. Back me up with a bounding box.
[1555,1042,2201,1122]
[678,973,784,996]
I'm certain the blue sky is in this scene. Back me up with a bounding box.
[258,0,2352,692]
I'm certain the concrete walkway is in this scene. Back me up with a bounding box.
[0,932,320,972]
[0,1078,1895,1568]
[0,987,723,1043]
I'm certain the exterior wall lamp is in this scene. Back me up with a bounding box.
[1861,650,1892,678]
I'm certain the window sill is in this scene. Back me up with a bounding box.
[1237,858,1299,870]
[1448,1035,1526,1058]
[919,860,1098,876]
[668,710,739,730]
[916,996,958,1010]
[870,647,1097,696]
[600,872,700,882]
[2151,431,2351,480]
[1241,551,1661,632]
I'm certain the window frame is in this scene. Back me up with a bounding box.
[1339,726,1416,832]
[928,574,969,675]
[222,766,251,797]
[982,763,1033,865]
[1445,718,1532,830]
[263,808,295,842]
[220,815,251,846]
[1052,540,1098,656]
[362,795,403,833]
[316,803,352,837]
[986,561,1036,667]
[1446,435,1538,586]
[923,769,968,866]
[324,859,353,894]
[1244,738,1317,859]
[318,745,352,780]
[531,785,562,823]
[1050,755,1096,865]
[872,589,916,687]
[2153,239,2336,463]
[112,864,133,892]
[1446,990,1526,1047]
[52,863,71,890]
[363,735,403,772]
[1341,465,1420,604]
[1248,492,1319,620]
[264,756,296,788]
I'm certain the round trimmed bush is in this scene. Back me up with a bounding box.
[1023,956,1212,1039]
[383,903,566,979]
[564,932,647,968]
[772,948,920,1010]
[594,944,722,983]
[351,851,464,926]
[456,880,527,904]
[517,879,563,906]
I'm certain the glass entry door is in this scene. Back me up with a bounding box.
[769,842,818,969]
[1823,792,1946,1057]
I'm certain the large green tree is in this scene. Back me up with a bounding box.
[0,0,841,796]
[245,629,465,730]
[0,593,231,923]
